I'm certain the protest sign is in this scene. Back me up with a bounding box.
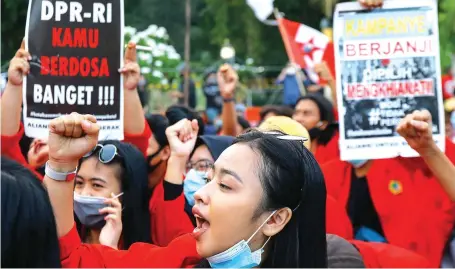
[334,0,444,160]
[23,0,124,139]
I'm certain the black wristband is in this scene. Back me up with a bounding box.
[223,97,234,103]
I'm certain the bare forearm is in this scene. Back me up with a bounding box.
[124,89,145,134]
[164,155,187,185]
[221,101,237,136]
[44,160,78,237]
[328,79,337,108]
[421,144,455,201]
[1,83,22,135]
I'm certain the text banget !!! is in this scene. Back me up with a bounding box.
[33,0,114,106]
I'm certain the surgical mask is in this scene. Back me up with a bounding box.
[206,77,217,85]
[184,169,207,206]
[347,159,368,168]
[286,67,296,75]
[207,210,277,268]
[74,192,108,228]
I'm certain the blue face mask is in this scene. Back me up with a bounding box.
[207,210,276,268]
[347,159,368,168]
[184,169,207,207]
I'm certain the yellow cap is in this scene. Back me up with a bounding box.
[258,116,311,149]
[444,97,455,112]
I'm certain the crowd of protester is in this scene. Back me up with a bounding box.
[3,0,455,267]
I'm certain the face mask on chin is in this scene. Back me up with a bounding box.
[347,159,368,168]
[207,210,277,268]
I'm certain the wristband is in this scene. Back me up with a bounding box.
[45,161,77,182]
[223,97,234,103]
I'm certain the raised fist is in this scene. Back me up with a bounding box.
[396,110,435,156]
[48,112,99,169]
[218,64,238,99]
[165,118,199,159]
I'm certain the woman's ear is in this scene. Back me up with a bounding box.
[262,208,292,237]
[161,145,171,161]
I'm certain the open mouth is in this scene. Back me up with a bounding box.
[193,211,210,239]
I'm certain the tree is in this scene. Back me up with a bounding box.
[124,25,181,90]
[438,0,455,71]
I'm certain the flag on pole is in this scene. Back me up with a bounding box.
[246,0,275,22]
[277,17,335,84]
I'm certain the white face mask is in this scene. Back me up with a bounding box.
[207,210,277,268]
[286,67,296,75]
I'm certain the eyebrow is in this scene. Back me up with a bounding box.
[76,175,107,184]
[219,167,243,183]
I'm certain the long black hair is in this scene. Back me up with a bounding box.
[77,140,152,249]
[1,157,61,267]
[295,94,338,146]
[197,130,327,268]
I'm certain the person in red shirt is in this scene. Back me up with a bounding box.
[322,111,455,266]
[292,93,340,165]
[45,112,328,268]
[0,42,152,179]
[74,140,151,250]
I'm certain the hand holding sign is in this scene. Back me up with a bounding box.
[48,112,100,171]
[218,64,238,99]
[314,61,334,83]
[119,42,140,91]
[359,0,383,9]
[8,41,31,86]
[396,110,436,156]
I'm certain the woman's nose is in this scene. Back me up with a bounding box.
[194,183,210,205]
[79,186,93,197]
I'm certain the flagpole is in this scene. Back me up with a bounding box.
[273,8,307,97]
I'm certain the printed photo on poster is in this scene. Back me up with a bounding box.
[334,0,444,160]
[23,0,124,139]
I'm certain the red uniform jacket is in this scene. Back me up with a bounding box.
[314,130,340,165]
[326,195,353,239]
[322,139,455,267]
[1,124,44,180]
[149,180,194,246]
[59,224,200,268]
[351,240,430,268]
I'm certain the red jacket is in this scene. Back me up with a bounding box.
[314,130,340,166]
[321,139,455,267]
[149,180,194,246]
[326,195,353,239]
[1,124,44,180]
[59,224,200,268]
[351,240,430,268]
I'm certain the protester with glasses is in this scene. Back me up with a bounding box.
[44,112,327,267]
[74,139,151,249]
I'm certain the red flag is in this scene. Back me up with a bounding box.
[277,17,335,84]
